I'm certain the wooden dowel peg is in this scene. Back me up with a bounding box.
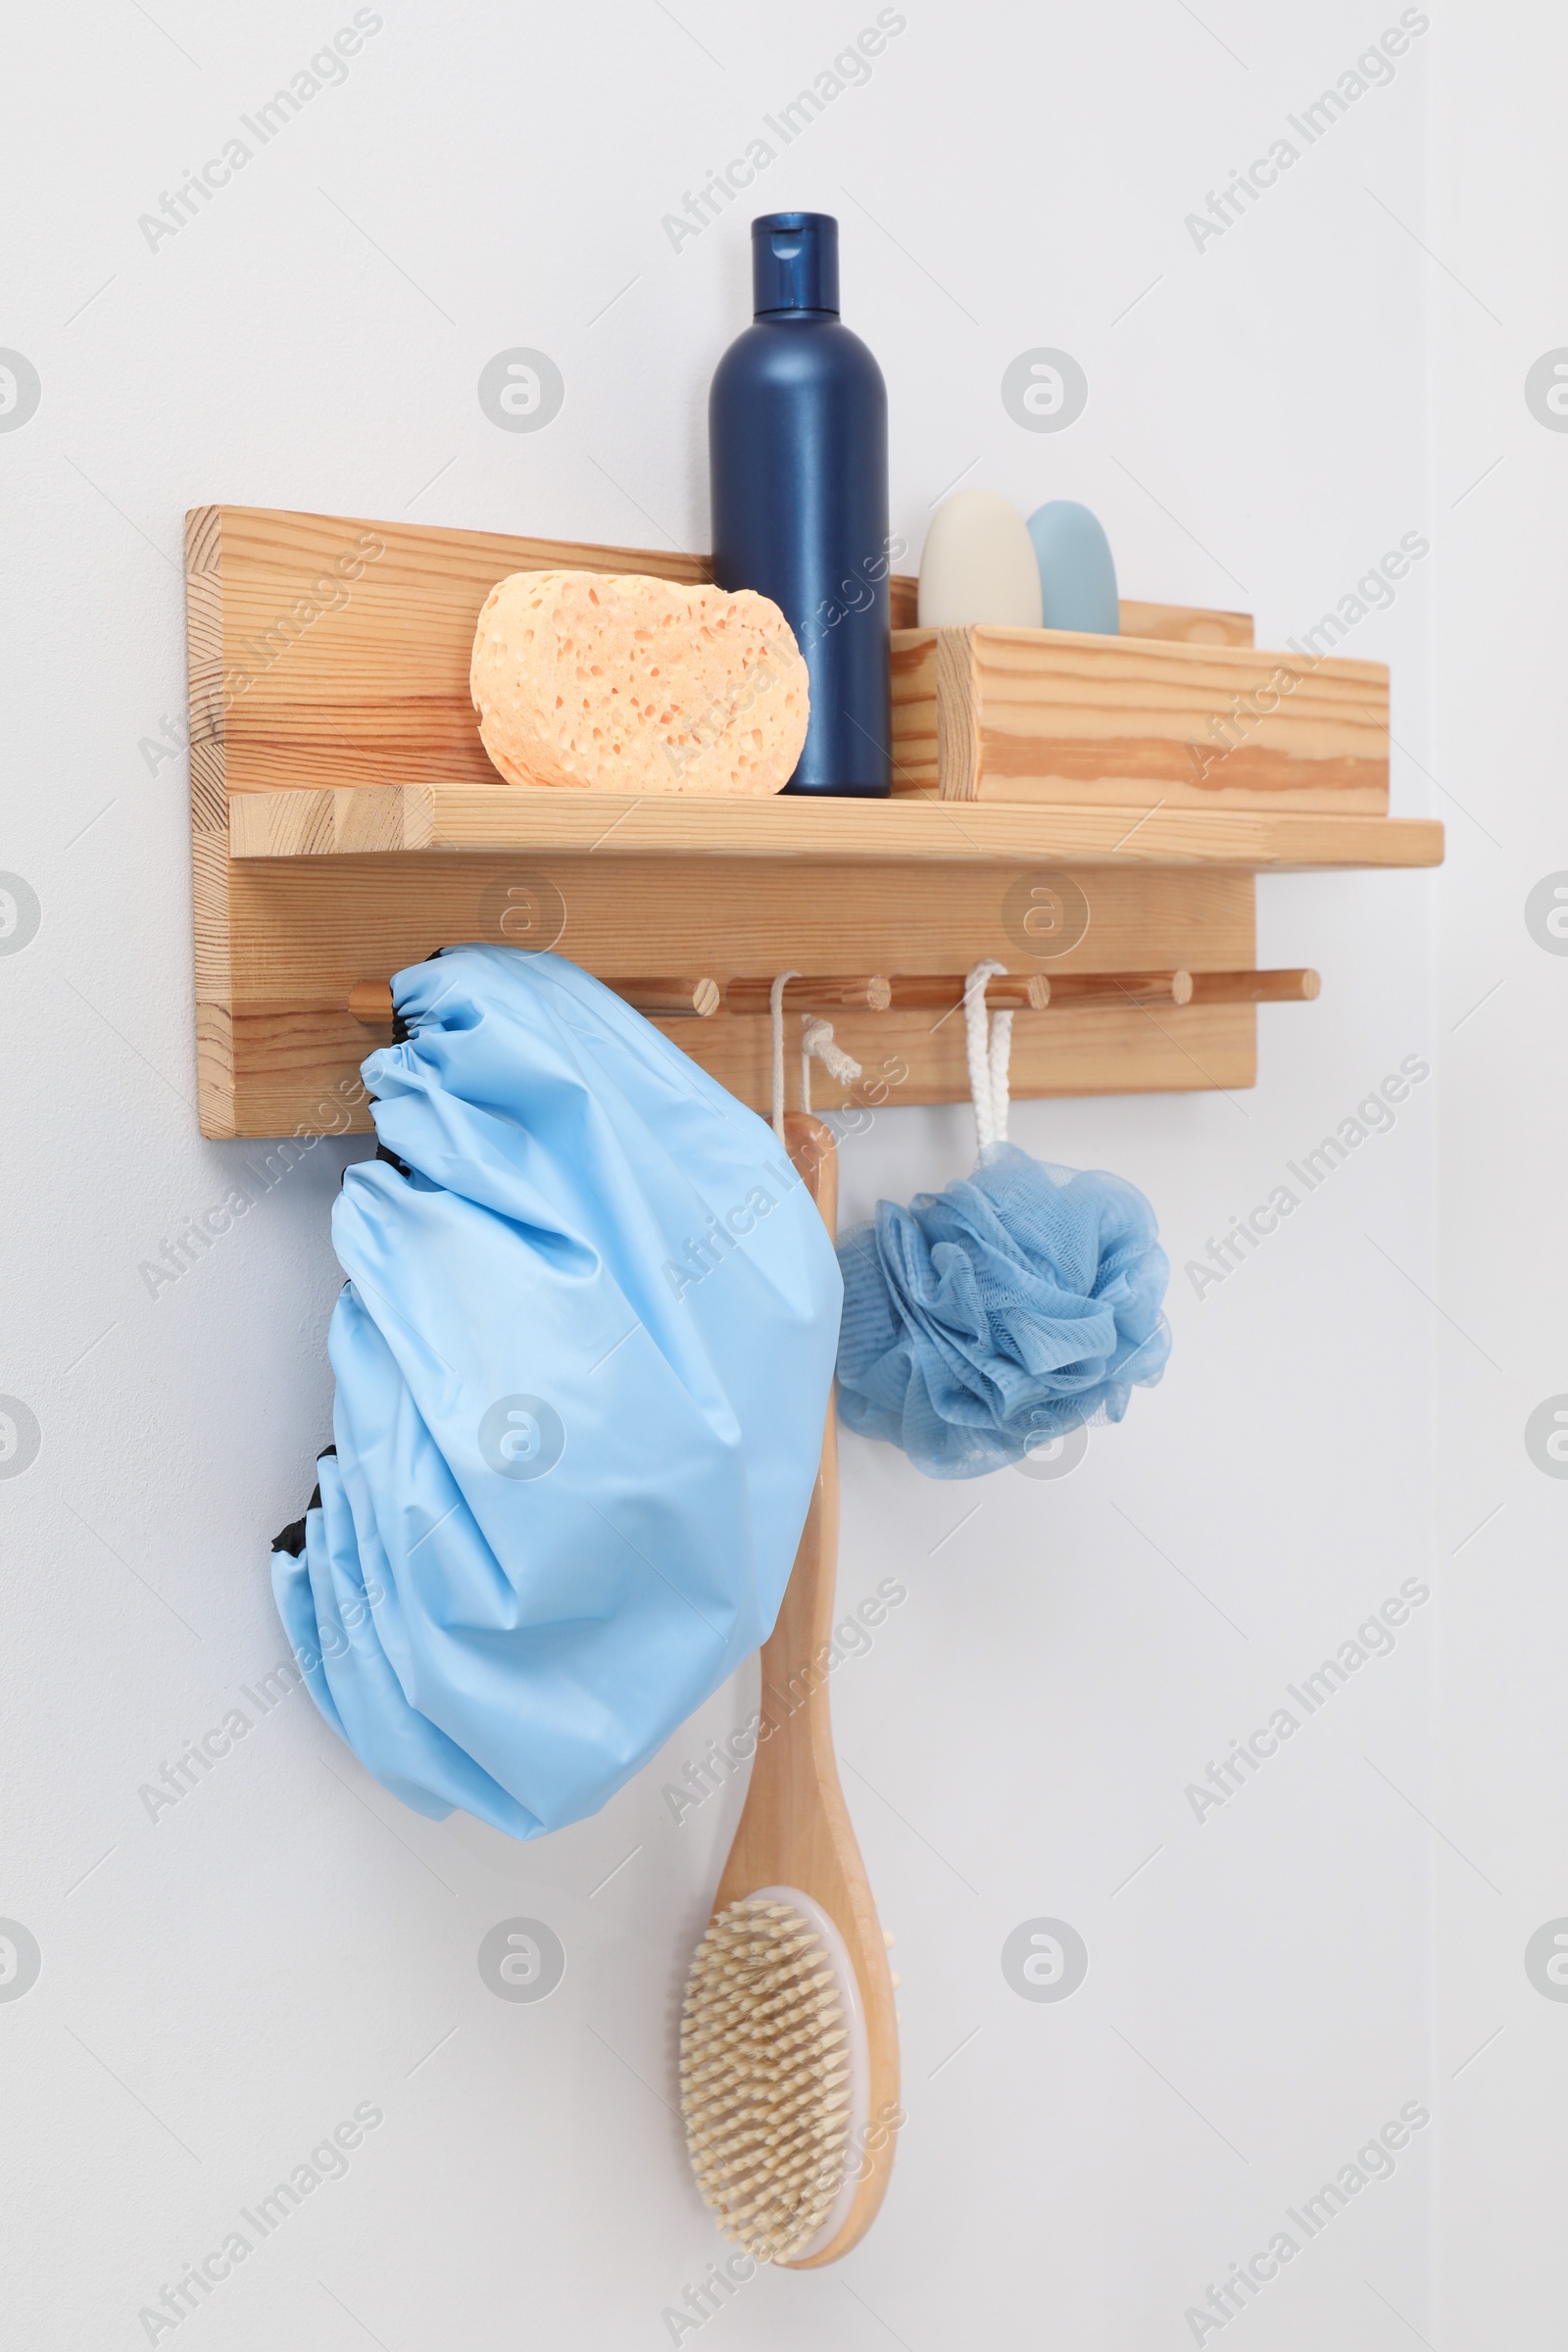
[348,974,720,1025]
[1185,967,1320,1004]
[349,980,396,1024]
[724,975,893,1015]
[615,976,723,1018]
[731,970,1193,1016]
[882,974,1051,1012]
[1032,969,1195,1008]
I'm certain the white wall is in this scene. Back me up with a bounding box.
[1431,9,1568,2349]
[5,1,1519,2343]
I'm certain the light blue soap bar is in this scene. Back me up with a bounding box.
[1026,500,1120,634]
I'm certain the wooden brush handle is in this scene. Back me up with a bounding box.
[711,1113,901,2267]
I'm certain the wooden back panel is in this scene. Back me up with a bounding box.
[192,504,1255,798]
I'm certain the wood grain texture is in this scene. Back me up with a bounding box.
[348,975,720,1022]
[890,624,1390,812]
[711,1118,899,2268]
[187,506,1440,1135]
[1032,969,1193,1007]
[207,504,710,796]
[227,781,1442,870]
[1117,599,1253,647]
[888,628,937,790]
[217,856,1259,1132]
[202,510,1262,806]
[1188,966,1319,1004]
[229,783,436,857]
[684,1004,1255,1112]
[882,973,1052,1011]
[186,507,234,1135]
[725,975,893,1015]
[890,573,1253,646]
[888,573,917,631]
[784,611,1248,797]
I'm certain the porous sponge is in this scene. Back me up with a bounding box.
[469,570,809,794]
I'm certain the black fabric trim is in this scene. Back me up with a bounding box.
[271,1496,315,1558]
[270,1449,336,1557]
[383,941,444,1056]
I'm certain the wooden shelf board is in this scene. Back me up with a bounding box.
[227,780,1443,872]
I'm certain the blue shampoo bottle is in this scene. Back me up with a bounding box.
[710,213,891,796]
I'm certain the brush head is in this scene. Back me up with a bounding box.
[679,1889,868,2265]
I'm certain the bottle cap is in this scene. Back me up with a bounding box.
[752,213,840,316]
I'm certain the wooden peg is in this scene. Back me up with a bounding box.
[613,977,722,1018]
[724,975,893,1015]
[1185,967,1320,1004]
[881,974,1051,1011]
[348,981,396,1024]
[1029,969,1195,1008]
[348,975,720,1024]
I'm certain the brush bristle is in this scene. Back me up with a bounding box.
[679,1895,852,2263]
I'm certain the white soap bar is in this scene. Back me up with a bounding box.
[916,489,1044,628]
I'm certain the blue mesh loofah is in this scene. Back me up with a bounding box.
[831,963,1171,1477]
[836,1142,1170,1478]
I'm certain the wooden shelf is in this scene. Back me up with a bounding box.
[228,780,1442,872]
[890,622,1392,813]
[185,504,1443,1138]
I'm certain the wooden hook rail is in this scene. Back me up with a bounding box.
[879,974,1051,1011]
[347,967,1318,1027]
[724,975,893,1015]
[724,968,1318,1014]
[347,976,721,1024]
[882,971,1192,1010]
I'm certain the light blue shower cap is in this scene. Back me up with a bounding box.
[835,1142,1169,1478]
[271,947,842,1838]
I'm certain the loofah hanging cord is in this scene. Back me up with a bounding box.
[963,959,1014,1157]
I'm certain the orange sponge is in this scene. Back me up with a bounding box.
[469,570,809,794]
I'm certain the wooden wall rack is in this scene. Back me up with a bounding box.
[185,505,1442,1139]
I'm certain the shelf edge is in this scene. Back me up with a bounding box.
[225,783,1444,871]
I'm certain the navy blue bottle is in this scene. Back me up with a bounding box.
[710,213,891,797]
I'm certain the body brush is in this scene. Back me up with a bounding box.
[679,1114,901,2265]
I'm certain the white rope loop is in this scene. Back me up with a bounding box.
[770,975,863,1128]
[964,959,1013,1158]
[769,971,801,1142]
